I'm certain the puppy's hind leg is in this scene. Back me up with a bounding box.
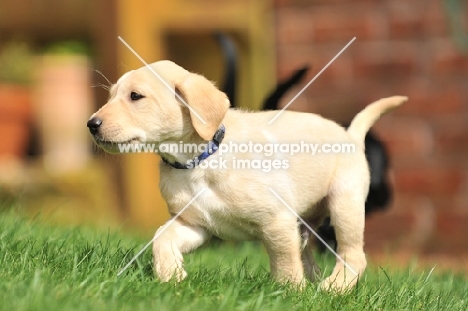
[152,218,210,282]
[320,175,368,292]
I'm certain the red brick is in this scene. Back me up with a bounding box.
[353,41,419,78]
[387,4,425,39]
[388,18,425,39]
[275,85,314,113]
[429,212,468,254]
[429,38,468,75]
[366,194,468,256]
[274,0,468,258]
[433,115,468,155]
[365,212,414,251]
[394,81,465,116]
[276,2,387,42]
[372,116,434,162]
[394,166,464,196]
[313,92,361,121]
[365,195,435,252]
[276,46,325,92]
[455,194,468,213]
[430,193,468,215]
[386,0,448,38]
[276,43,354,89]
[423,0,451,36]
[271,80,361,122]
[310,5,386,42]
[276,9,314,45]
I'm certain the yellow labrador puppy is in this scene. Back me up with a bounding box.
[87,60,407,292]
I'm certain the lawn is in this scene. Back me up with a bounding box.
[1,208,467,311]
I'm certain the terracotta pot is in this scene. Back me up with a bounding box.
[34,54,92,173]
[0,84,32,157]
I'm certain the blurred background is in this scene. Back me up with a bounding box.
[0,0,467,269]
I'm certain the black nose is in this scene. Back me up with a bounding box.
[87,117,102,135]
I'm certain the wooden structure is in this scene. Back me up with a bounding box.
[116,0,275,228]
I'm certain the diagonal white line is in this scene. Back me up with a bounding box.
[268,37,356,124]
[267,187,357,276]
[118,36,207,125]
[117,188,207,276]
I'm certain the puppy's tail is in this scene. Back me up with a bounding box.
[347,96,408,143]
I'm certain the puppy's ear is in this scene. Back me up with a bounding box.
[175,73,230,140]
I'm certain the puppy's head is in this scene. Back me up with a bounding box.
[87,60,230,153]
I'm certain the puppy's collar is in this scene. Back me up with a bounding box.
[161,124,226,169]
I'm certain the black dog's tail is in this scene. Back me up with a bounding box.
[214,32,238,108]
[261,66,309,111]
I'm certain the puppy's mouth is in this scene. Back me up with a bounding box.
[93,136,143,154]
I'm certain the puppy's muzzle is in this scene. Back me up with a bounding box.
[87,117,102,135]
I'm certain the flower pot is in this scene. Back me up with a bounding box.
[0,85,32,157]
[34,54,92,174]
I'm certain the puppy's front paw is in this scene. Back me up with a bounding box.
[153,241,187,283]
[154,261,187,282]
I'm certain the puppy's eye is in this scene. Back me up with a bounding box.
[130,91,144,101]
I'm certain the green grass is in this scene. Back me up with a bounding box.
[1,209,467,311]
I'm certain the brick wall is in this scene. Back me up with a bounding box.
[274,0,468,256]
